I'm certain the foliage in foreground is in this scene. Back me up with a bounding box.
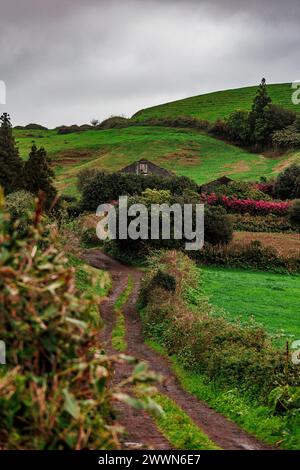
[0,195,159,449]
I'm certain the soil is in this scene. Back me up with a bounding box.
[83,249,275,451]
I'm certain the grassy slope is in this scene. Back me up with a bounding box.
[14,126,300,195]
[132,83,299,122]
[200,266,300,343]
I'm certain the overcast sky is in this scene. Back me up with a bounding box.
[0,0,299,127]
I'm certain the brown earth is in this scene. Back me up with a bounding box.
[82,249,275,451]
[233,231,300,258]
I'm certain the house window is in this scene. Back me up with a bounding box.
[139,162,148,174]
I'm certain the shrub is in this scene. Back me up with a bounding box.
[79,171,198,212]
[97,116,129,129]
[110,191,232,260]
[5,190,35,235]
[289,200,300,226]
[203,193,290,216]
[226,110,251,145]
[274,163,300,199]
[0,195,160,449]
[272,127,300,150]
[24,123,48,130]
[230,213,297,233]
[204,206,233,245]
[193,240,300,274]
[77,167,100,192]
[215,181,271,201]
[136,116,209,130]
[208,118,228,137]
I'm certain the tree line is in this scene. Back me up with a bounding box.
[0,113,56,205]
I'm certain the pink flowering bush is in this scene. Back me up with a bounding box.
[203,193,290,216]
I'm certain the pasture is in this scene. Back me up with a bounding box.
[13,126,300,195]
[200,266,300,344]
[132,83,300,122]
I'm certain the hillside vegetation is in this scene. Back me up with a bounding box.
[13,125,300,196]
[132,83,299,122]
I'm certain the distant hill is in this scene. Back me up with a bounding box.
[132,83,299,123]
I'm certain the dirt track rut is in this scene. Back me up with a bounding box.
[83,249,274,451]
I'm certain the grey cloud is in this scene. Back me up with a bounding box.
[0,0,299,127]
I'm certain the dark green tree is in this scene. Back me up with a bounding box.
[0,113,24,194]
[248,78,272,148]
[24,144,57,206]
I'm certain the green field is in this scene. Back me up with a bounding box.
[200,266,300,343]
[13,125,300,195]
[133,83,300,122]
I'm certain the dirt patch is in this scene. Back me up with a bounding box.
[274,154,300,173]
[54,149,95,166]
[232,231,300,258]
[83,249,274,451]
[223,161,251,173]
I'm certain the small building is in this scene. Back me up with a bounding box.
[199,176,233,194]
[120,159,172,177]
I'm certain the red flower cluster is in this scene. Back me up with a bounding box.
[203,193,290,216]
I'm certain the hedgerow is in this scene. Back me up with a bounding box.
[139,251,299,404]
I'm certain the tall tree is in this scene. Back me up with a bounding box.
[24,144,57,206]
[0,113,24,194]
[249,78,272,148]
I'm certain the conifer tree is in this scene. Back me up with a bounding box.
[24,144,57,205]
[249,78,272,148]
[0,113,24,194]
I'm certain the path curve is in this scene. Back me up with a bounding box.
[83,249,274,451]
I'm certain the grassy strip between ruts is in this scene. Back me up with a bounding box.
[112,275,133,352]
[151,392,220,450]
[145,339,300,450]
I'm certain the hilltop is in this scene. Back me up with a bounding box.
[132,83,298,122]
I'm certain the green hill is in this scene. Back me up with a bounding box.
[132,83,298,123]
[14,125,300,196]
[13,83,300,196]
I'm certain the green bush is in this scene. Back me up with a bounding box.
[215,181,271,201]
[230,213,297,233]
[5,190,35,235]
[0,195,159,449]
[204,206,233,245]
[97,116,129,129]
[193,240,300,274]
[272,126,300,150]
[79,171,198,212]
[275,163,300,199]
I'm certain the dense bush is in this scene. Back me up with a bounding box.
[97,116,129,129]
[230,213,297,233]
[193,240,300,274]
[136,116,209,131]
[209,81,296,150]
[56,124,92,134]
[0,196,159,449]
[77,167,100,192]
[203,193,290,216]
[110,190,232,260]
[79,171,198,211]
[139,251,298,402]
[24,123,48,130]
[289,200,300,226]
[215,181,271,201]
[204,206,233,245]
[5,190,35,235]
[274,163,300,199]
[272,126,300,150]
